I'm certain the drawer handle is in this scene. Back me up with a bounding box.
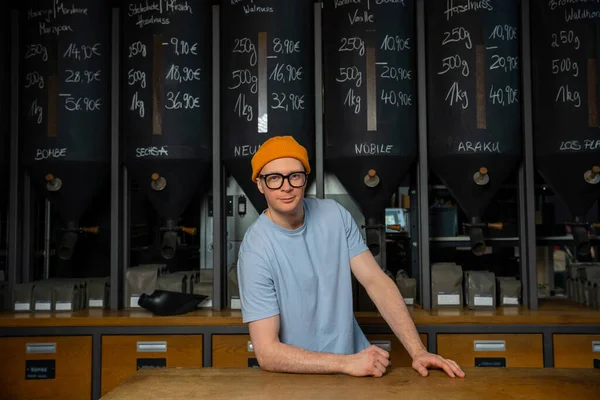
[370,340,392,352]
[593,342,600,353]
[26,343,56,354]
[137,341,167,352]
[474,340,506,352]
[247,341,254,352]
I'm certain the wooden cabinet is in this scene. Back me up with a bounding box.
[212,334,257,367]
[101,335,203,396]
[553,334,600,368]
[366,334,428,367]
[0,336,92,400]
[437,334,543,368]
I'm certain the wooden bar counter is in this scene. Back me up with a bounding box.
[1,300,598,399]
[99,367,600,399]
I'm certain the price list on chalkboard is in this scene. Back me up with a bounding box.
[20,0,111,163]
[221,0,314,161]
[531,0,600,156]
[322,0,417,160]
[122,0,212,162]
[426,0,521,157]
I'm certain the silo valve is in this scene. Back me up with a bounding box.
[151,173,167,191]
[179,226,197,236]
[364,169,380,187]
[81,226,100,234]
[387,224,403,232]
[473,167,489,185]
[45,174,62,192]
[487,222,503,230]
[584,166,600,184]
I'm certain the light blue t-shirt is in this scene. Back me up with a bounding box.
[237,197,371,355]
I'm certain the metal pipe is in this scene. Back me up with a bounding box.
[161,230,178,260]
[572,225,591,258]
[468,226,487,256]
[365,222,381,257]
[58,231,79,261]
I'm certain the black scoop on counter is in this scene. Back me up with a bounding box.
[138,290,208,316]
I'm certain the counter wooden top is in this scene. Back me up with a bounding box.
[0,299,598,328]
[99,367,600,399]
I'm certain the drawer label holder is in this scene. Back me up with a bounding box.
[137,358,167,370]
[475,357,506,368]
[25,359,56,379]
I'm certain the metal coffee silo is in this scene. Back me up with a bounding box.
[20,0,112,260]
[122,0,213,259]
[425,0,522,255]
[322,0,418,257]
[531,0,600,257]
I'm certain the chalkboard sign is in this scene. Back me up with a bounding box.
[221,0,314,163]
[531,0,600,157]
[122,0,213,163]
[323,0,417,160]
[426,0,521,158]
[20,0,111,164]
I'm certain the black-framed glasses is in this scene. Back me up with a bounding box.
[260,171,308,189]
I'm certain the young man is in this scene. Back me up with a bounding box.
[237,136,464,379]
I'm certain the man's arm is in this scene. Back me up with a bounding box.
[249,314,390,377]
[350,250,465,378]
[333,202,426,358]
[248,315,348,374]
[349,250,426,358]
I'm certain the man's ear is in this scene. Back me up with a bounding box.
[257,178,265,194]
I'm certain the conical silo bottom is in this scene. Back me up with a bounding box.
[429,154,520,220]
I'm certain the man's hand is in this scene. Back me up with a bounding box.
[344,345,391,378]
[411,350,465,378]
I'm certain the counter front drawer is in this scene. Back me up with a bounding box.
[0,336,92,400]
[367,334,428,367]
[437,334,543,368]
[212,334,257,367]
[101,334,203,395]
[554,334,600,368]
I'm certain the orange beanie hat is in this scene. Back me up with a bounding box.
[251,136,311,181]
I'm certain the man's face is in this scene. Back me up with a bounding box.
[256,157,307,214]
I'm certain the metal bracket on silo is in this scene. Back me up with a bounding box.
[416,0,432,310]
[7,8,21,310]
[517,0,538,310]
[212,4,226,310]
[110,6,124,311]
[314,1,324,199]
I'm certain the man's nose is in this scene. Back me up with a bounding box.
[280,178,293,191]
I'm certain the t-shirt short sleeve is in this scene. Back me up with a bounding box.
[237,250,280,323]
[335,202,369,260]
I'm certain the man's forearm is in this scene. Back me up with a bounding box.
[366,276,427,359]
[257,342,350,374]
